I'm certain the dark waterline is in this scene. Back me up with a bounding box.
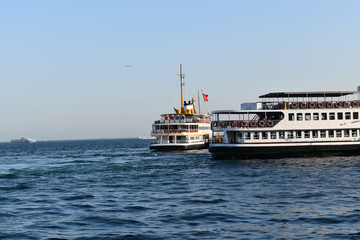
[0,139,359,239]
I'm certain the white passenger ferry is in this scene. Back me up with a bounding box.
[209,90,360,160]
[150,65,212,151]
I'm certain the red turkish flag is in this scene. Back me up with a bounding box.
[202,93,208,102]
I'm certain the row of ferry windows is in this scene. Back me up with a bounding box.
[238,129,358,140]
[153,125,199,130]
[289,112,359,121]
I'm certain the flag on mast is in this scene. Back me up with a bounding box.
[202,93,208,102]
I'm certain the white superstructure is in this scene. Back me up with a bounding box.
[209,90,360,160]
[150,113,211,150]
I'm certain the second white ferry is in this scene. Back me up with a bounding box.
[209,89,360,160]
[150,65,212,151]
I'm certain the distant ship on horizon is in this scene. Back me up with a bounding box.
[11,136,37,143]
[138,136,155,140]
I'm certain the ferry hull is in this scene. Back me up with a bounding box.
[209,143,360,160]
[150,143,208,151]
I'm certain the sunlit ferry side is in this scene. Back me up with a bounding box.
[150,65,212,151]
[209,90,360,160]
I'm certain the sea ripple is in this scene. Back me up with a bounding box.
[0,139,360,239]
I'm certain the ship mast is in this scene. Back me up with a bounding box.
[198,90,201,114]
[180,64,184,113]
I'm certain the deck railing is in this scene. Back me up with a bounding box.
[154,119,210,124]
[151,130,199,135]
[212,120,280,129]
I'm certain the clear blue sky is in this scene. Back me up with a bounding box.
[1,0,360,141]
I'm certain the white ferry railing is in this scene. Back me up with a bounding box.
[212,120,280,129]
[154,119,210,124]
[286,100,360,110]
[151,130,199,135]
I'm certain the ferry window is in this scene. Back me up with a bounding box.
[304,131,310,138]
[245,133,250,140]
[344,130,349,137]
[312,130,318,138]
[271,132,276,139]
[252,132,256,140]
[345,112,351,120]
[262,132,268,139]
[336,130,342,138]
[353,112,359,120]
[238,132,243,139]
[297,113,303,121]
[352,129,358,137]
[254,132,259,140]
[288,131,294,139]
[279,131,285,139]
[329,113,335,120]
[321,113,327,120]
[296,131,302,138]
[337,112,343,120]
[320,130,326,138]
[328,130,334,138]
[305,113,311,121]
[289,113,295,121]
[313,113,319,120]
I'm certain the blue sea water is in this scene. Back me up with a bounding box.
[1,138,360,239]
